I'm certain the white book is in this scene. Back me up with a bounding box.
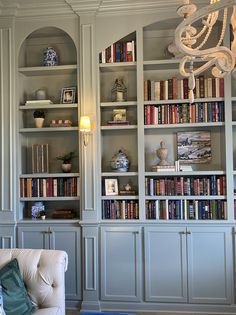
[53,179,58,197]
[178,79,184,99]
[164,80,168,100]
[155,199,159,220]
[195,200,199,220]
[101,50,106,63]
[207,78,212,98]
[149,178,154,196]
[131,40,135,62]
[195,78,200,99]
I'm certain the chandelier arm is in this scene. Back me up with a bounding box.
[179,56,221,77]
[175,0,236,78]
[175,0,236,56]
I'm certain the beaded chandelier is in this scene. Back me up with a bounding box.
[174,0,236,103]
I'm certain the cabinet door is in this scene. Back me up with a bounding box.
[187,226,232,304]
[0,225,15,248]
[144,226,187,303]
[17,225,50,249]
[49,226,81,301]
[101,226,142,301]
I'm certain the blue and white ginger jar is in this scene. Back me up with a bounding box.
[43,47,58,66]
[110,150,130,172]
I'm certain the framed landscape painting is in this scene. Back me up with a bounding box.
[177,131,211,163]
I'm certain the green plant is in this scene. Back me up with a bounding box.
[33,110,45,118]
[56,151,76,164]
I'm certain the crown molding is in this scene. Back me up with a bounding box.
[0,0,211,17]
[0,0,73,17]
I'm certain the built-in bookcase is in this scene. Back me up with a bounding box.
[98,22,236,222]
[17,27,80,220]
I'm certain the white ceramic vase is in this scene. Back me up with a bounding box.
[62,163,72,173]
[34,118,44,128]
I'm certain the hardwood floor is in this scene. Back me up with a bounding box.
[66,312,223,315]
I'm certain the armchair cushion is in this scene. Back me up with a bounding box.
[0,258,35,315]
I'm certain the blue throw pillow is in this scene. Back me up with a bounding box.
[0,258,35,315]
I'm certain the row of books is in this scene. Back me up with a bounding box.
[146,199,227,220]
[102,200,139,220]
[144,76,224,101]
[20,177,79,198]
[144,101,224,125]
[145,176,226,196]
[99,40,136,63]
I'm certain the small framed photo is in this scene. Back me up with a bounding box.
[105,178,119,196]
[61,87,76,104]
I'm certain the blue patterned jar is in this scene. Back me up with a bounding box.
[43,47,58,66]
[110,150,130,172]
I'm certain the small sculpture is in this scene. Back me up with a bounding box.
[111,78,127,102]
[124,183,132,191]
[156,141,169,166]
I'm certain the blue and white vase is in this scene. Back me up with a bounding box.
[43,47,58,66]
[110,150,130,172]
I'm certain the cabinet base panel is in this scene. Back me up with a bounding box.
[99,302,236,314]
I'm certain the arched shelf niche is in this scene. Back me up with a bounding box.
[17,26,78,105]
[18,26,77,68]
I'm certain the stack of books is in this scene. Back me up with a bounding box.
[152,165,176,172]
[107,120,129,126]
[179,165,193,172]
[25,100,53,106]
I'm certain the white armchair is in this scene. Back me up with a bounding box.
[0,248,68,315]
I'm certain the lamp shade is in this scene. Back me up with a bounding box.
[79,116,91,132]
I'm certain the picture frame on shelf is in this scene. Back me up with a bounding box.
[177,131,211,164]
[60,87,76,104]
[105,178,119,196]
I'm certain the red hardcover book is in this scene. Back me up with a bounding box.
[146,105,151,125]
[151,105,155,125]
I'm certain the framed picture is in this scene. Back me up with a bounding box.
[177,131,211,164]
[60,87,76,104]
[105,178,119,196]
